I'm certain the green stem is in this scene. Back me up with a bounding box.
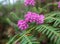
[7,34,20,44]
[12,26,37,44]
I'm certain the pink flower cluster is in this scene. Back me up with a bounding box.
[58,1,60,8]
[17,12,45,30]
[36,15,45,24]
[17,20,29,30]
[25,12,38,23]
[25,12,45,24]
[24,0,36,6]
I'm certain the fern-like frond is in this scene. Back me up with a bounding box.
[35,24,60,44]
[45,11,60,27]
[45,17,60,27]
[20,35,39,44]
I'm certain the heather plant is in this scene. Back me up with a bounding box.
[1,0,60,44]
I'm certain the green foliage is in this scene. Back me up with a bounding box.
[20,35,39,44]
[0,0,60,44]
[7,11,60,44]
[35,24,60,44]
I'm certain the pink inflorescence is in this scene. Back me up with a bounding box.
[58,1,60,8]
[17,12,45,30]
[17,20,29,30]
[24,11,39,23]
[36,14,45,24]
[24,0,36,6]
[24,12,45,24]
